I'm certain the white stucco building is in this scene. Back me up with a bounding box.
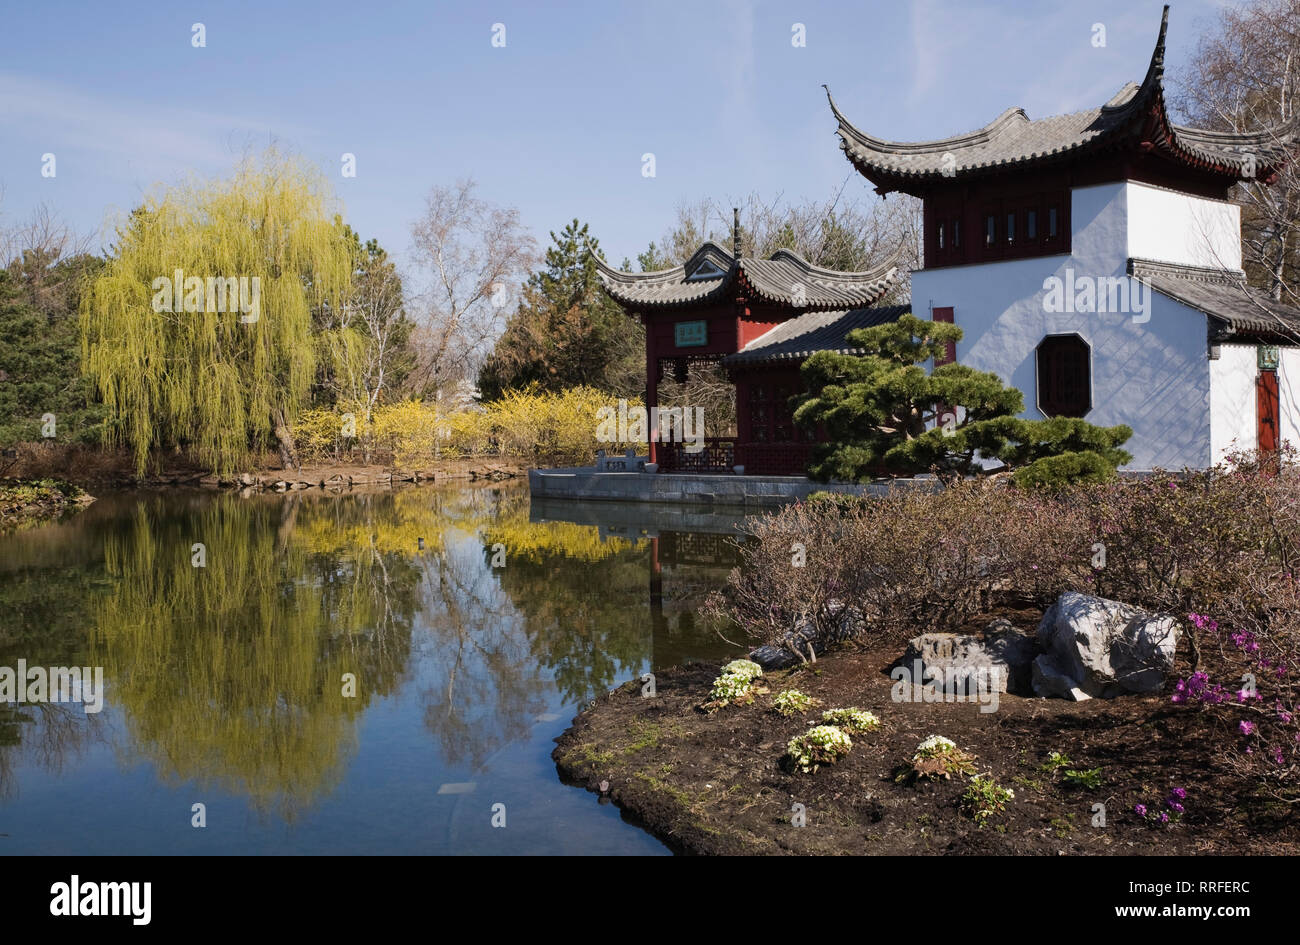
[827,5,1300,471]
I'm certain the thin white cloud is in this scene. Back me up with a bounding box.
[0,72,311,176]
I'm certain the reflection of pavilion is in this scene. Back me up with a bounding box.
[529,498,750,667]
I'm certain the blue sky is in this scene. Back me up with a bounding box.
[0,0,1229,275]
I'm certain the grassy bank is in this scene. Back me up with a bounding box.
[0,478,94,531]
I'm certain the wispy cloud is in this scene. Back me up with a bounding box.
[0,72,311,180]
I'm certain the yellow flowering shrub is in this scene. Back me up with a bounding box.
[289,387,644,468]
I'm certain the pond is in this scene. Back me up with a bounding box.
[0,483,751,854]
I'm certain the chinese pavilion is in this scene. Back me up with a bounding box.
[595,220,902,475]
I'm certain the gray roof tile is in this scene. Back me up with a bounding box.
[826,7,1297,192]
[596,242,900,311]
[1128,258,1300,342]
[722,304,910,366]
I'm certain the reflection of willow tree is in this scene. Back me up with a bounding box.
[91,493,422,820]
[482,491,651,704]
[0,559,108,801]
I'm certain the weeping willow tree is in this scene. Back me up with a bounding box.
[81,149,355,474]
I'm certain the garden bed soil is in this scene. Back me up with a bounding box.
[554,613,1300,856]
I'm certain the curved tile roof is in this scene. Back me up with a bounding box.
[595,242,901,311]
[723,304,911,366]
[1128,258,1300,342]
[827,6,1297,193]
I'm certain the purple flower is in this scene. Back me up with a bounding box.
[1134,804,1147,817]
[1159,812,1170,823]
[1170,787,1186,800]
[1168,802,1185,814]
[1273,747,1285,765]
[1240,720,1256,736]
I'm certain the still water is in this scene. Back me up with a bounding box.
[0,483,748,854]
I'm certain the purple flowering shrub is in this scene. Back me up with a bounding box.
[1134,787,1188,826]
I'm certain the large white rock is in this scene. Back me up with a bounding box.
[1032,592,1180,700]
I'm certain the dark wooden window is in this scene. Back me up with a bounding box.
[1036,334,1091,417]
[925,189,1066,268]
[774,384,794,441]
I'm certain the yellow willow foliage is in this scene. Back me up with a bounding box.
[80,148,354,475]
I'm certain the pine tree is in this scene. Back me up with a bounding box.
[795,313,1132,486]
[478,220,642,399]
[0,253,105,447]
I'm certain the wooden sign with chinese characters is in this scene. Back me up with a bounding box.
[674,320,707,347]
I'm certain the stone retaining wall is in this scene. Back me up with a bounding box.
[528,467,936,507]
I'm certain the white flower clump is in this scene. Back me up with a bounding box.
[821,708,880,735]
[787,725,852,773]
[773,689,816,717]
[722,659,763,682]
[914,734,958,759]
[710,672,754,702]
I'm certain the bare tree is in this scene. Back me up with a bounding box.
[407,180,537,401]
[1,202,96,316]
[1174,0,1299,306]
[652,185,920,298]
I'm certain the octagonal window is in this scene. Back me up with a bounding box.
[1036,334,1091,418]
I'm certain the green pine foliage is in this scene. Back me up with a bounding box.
[0,254,106,446]
[478,220,643,400]
[795,313,1132,486]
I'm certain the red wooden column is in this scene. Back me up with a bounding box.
[644,316,658,464]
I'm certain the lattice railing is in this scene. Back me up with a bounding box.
[735,441,813,476]
[658,438,737,473]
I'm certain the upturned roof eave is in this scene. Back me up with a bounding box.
[824,6,1295,191]
[596,241,906,311]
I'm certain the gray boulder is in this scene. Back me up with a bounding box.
[1032,592,1180,700]
[894,620,1037,696]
